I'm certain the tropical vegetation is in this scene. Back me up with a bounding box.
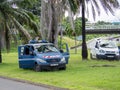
[0,0,39,63]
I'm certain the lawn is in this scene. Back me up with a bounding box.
[0,50,120,90]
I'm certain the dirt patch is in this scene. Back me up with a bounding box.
[90,64,116,67]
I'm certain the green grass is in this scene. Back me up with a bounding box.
[61,36,80,47]
[0,51,120,90]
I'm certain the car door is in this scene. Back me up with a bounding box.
[18,45,25,68]
[18,45,35,69]
[60,43,70,64]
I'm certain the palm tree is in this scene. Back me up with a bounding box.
[0,0,39,63]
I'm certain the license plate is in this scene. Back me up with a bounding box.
[50,64,58,66]
[107,56,114,58]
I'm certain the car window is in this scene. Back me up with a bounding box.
[100,42,117,48]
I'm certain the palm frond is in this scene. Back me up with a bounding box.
[109,0,119,8]
[92,0,100,15]
[100,0,110,15]
[86,1,89,17]
[68,0,79,14]
[30,20,40,36]
[12,9,31,24]
[91,2,96,20]
[12,18,32,41]
[13,8,40,35]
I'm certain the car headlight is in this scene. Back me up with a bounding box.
[36,59,46,63]
[99,49,105,53]
[60,57,66,63]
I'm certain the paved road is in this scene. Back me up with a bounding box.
[0,78,50,90]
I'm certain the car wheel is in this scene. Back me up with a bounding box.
[34,64,42,72]
[62,66,66,70]
[115,56,120,61]
[60,65,66,70]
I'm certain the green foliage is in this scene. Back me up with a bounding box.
[15,0,39,9]
[58,36,80,48]
[74,17,82,35]
[63,17,88,37]
[16,0,41,16]
[86,34,109,41]
[95,21,111,25]
[0,0,40,51]
[68,0,79,14]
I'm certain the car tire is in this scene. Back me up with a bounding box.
[60,65,66,70]
[34,64,42,72]
[62,66,66,70]
[115,56,120,61]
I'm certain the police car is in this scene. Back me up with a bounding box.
[18,40,69,71]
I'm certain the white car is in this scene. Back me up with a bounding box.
[90,39,119,60]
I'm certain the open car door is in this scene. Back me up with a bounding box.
[18,45,35,69]
[60,43,70,64]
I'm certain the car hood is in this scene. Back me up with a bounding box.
[100,47,118,52]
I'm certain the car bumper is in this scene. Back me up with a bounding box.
[96,54,120,60]
[39,63,66,70]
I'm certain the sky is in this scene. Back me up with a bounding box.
[88,0,120,22]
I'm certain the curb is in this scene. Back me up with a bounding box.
[0,76,69,90]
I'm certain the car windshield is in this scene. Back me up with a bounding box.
[100,42,117,48]
[34,44,59,53]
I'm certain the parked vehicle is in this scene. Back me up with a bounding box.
[90,39,119,60]
[18,40,69,71]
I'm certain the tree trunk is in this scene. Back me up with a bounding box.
[47,1,53,42]
[40,0,46,40]
[40,0,64,47]
[47,1,58,47]
[81,0,88,59]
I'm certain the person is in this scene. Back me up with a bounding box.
[95,39,101,48]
